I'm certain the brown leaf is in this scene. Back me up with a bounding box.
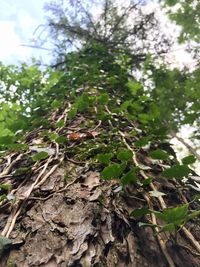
[67,133,84,141]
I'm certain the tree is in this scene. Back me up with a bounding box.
[45,0,200,162]
[141,60,200,160]
[44,0,172,68]
[0,1,200,266]
[162,0,200,43]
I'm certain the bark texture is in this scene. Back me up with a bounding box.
[0,111,199,267]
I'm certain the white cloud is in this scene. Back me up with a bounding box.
[0,0,51,65]
[0,21,31,63]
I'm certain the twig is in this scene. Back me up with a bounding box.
[143,193,175,267]
[65,156,86,165]
[170,131,200,162]
[177,243,200,256]
[1,155,63,237]
[119,129,200,256]
[182,227,200,254]
[0,154,23,178]
[29,178,78,202]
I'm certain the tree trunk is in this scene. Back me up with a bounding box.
[0,114,200,267]
[170,131,200,162]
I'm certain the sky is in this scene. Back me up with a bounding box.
[0,0,196,68]
[0,0,51,65]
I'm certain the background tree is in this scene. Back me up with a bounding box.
[162,0,200,43]
[44,0,172,68]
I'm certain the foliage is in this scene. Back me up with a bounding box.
[0,0,199,257]
[45,0,171,67]
[163,0,200,43]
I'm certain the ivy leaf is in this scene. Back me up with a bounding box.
[0,194,7,202]
[68,104,78,119]
[160,223,176,233]
[117,149,133,161]
[101,163,126,180]
[0,135,15,146]
[162,165,191,179]
[97,153,113,164]
[32,151,49,161]
[126,81,142,95]
[187,210,200,221]
[55,119,65,128]
[13,166,31,177]
[120,169,138,185]
[135,137,149,147]
[181,155,196,165]
[0,184,11,192]
[130,207,151,218]
[48,133,59,141]
[154,204,188,224]
[149,149,169,160]
[142,177,153,186]
[149,191,166,198]
[138,113,151,123]
[51,99,62,109]
[97,93,109,105]
[7,143,28,152]
[55,136,68,144]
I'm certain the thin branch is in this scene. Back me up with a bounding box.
[170,130,200,162]
[20,44,52,51]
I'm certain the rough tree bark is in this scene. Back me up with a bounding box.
[0,107,199,267]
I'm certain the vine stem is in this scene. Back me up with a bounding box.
[118,130,176,267]
[119,130,200,251]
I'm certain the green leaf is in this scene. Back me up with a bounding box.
[97,93,109,105]
[55,136,68,144]
[135,137,149,147]
[0,184,11,192]
[152,127,168,137]
[117,149,133,161]
[97,153,113,164]
[0,128,14,138]
[149,191,166,198]
[187,210,200,221]
[142,177,153,186]
[181,155,196,165]
[32,151,49,161]
[138,113,151,123]
[126,81,142,95]
[7,143,28,151]
[149,149,169,160]
[101,163,126,180]
[55,119,65,128]
[154,204,188,224]
[13,166,31,177]
[51,99,62,109]
[120,169,138,185]
[68,105,78,119]
[160,223,176,233]
[130,207,151,218]
[165,0,178,6]
[0,194,7,202]
[162,165,191,179]
[0,135,15,146]
[48,133,59,141]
